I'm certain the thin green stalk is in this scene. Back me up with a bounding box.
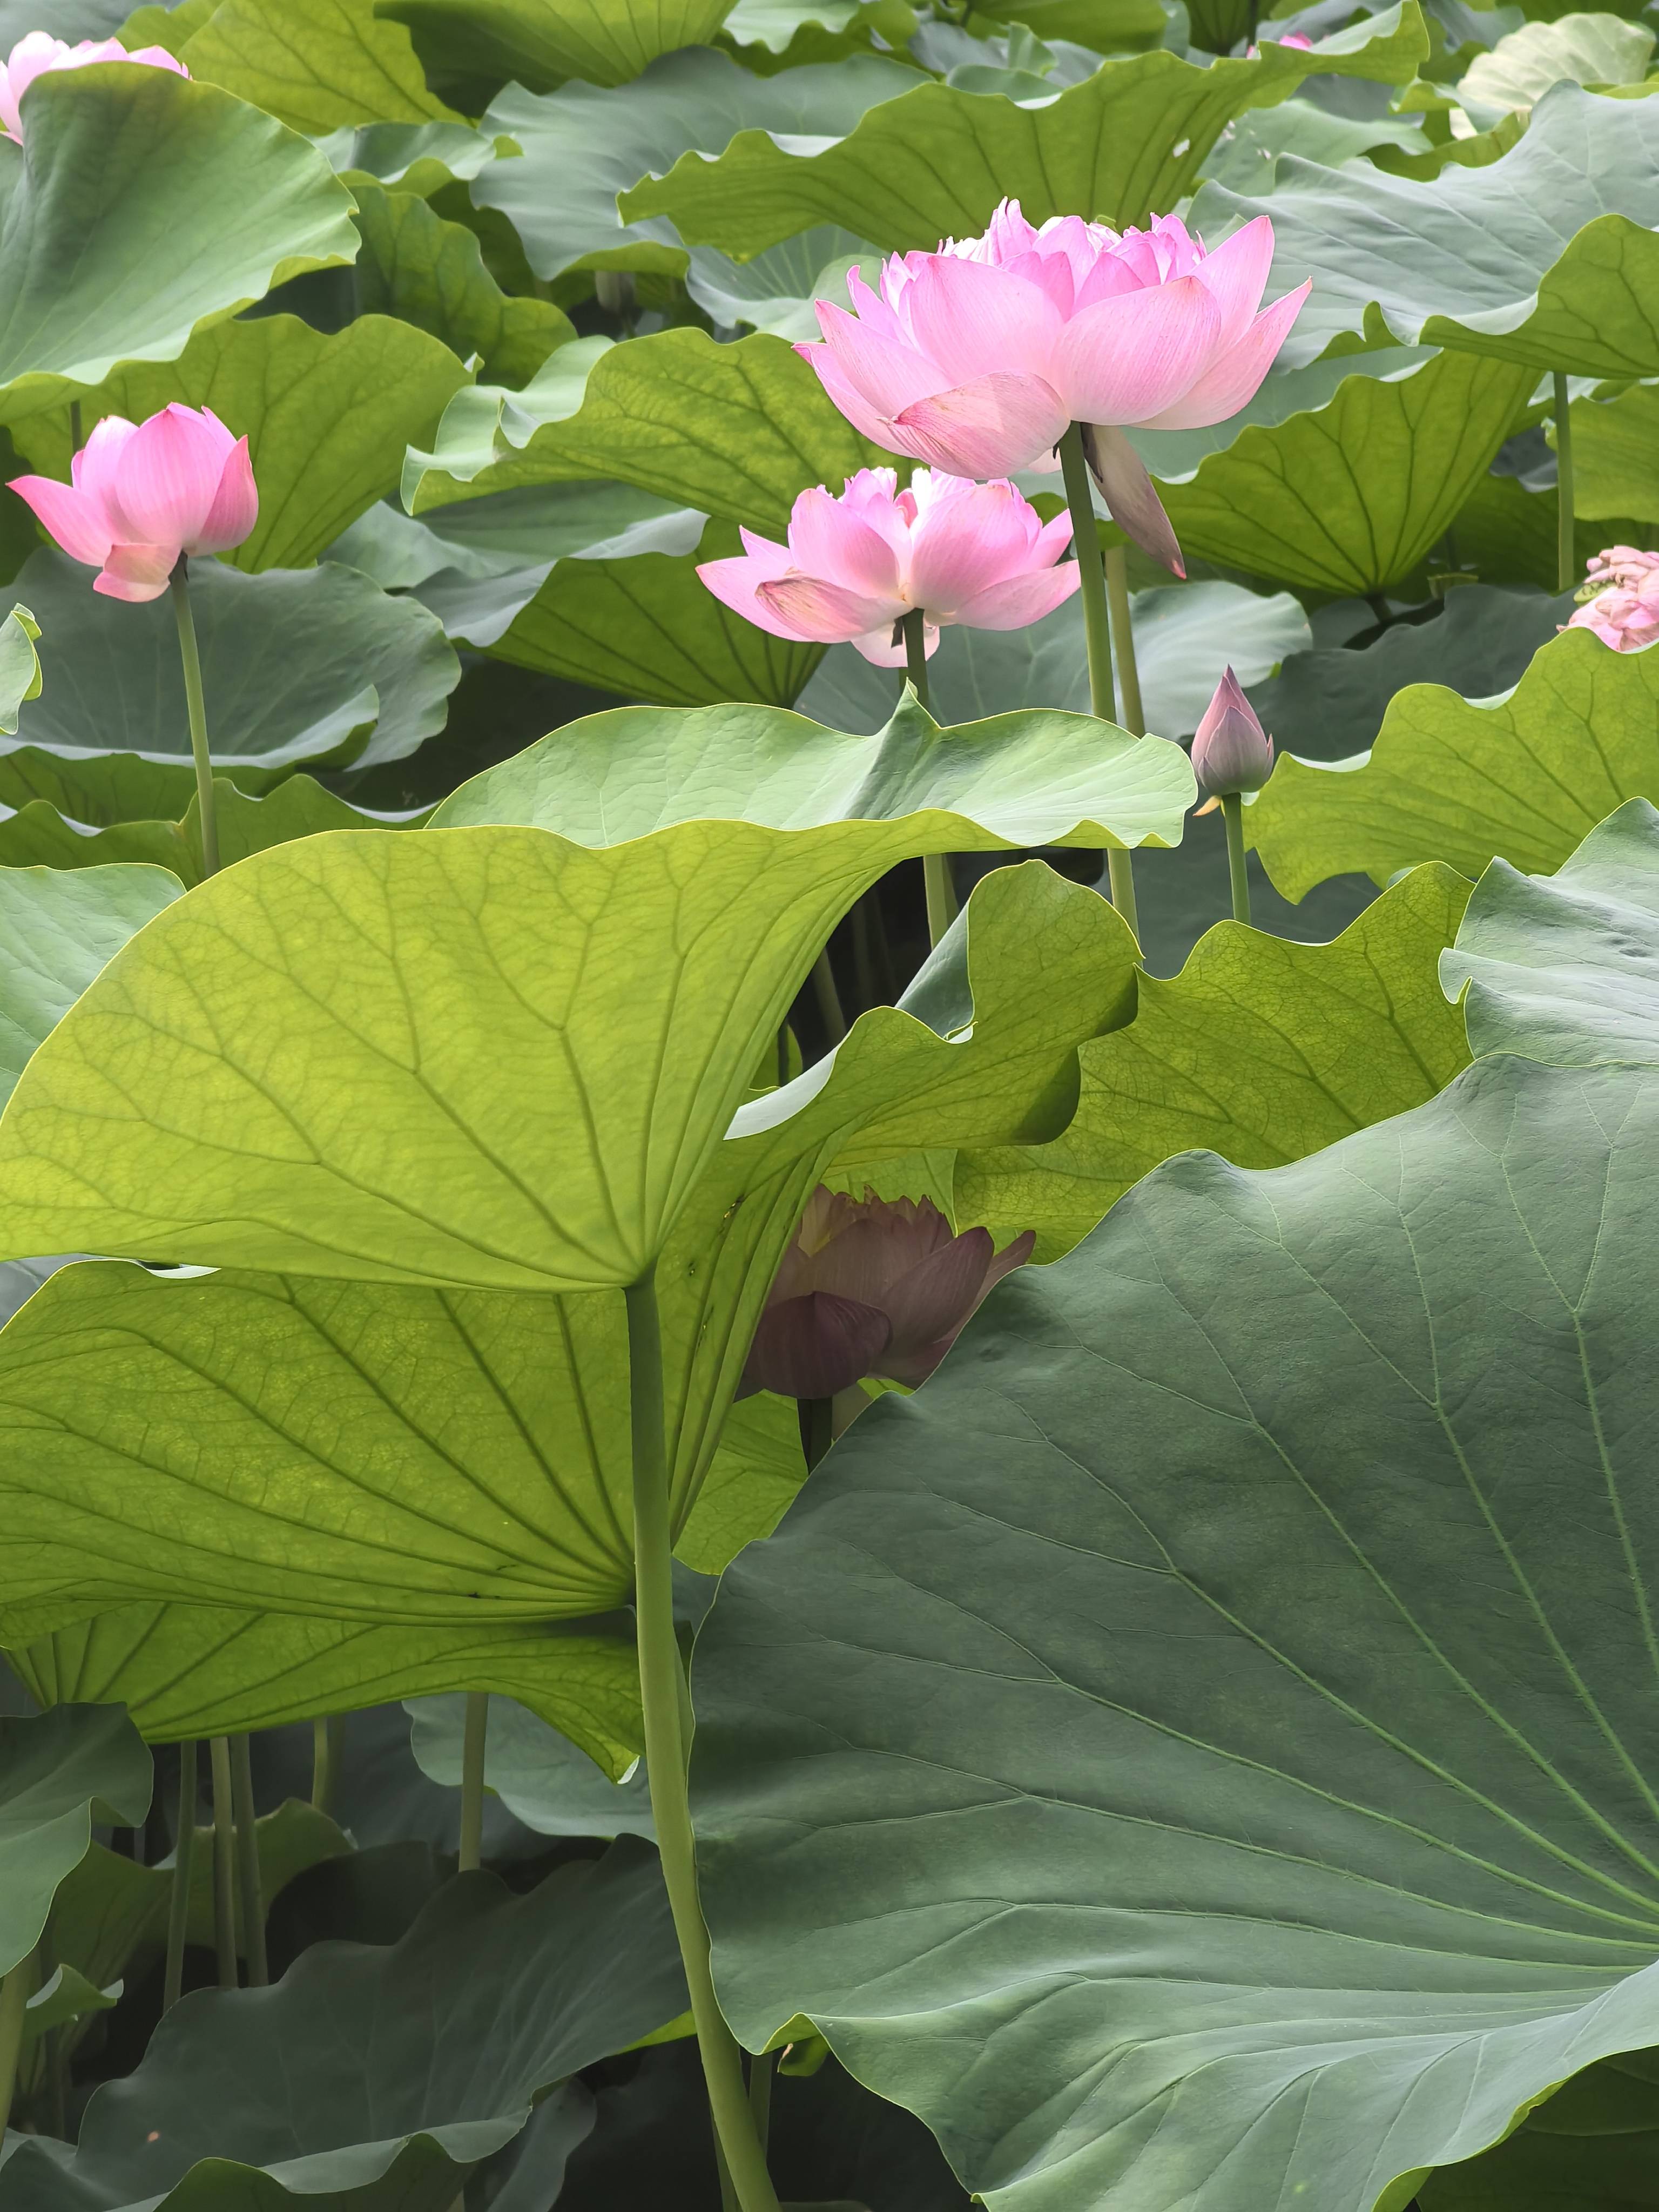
[208,1736,238,1991]
[810,950,846,1046]
[311,1715,346,1817]
[170,557,219,877]
[1057,423,1138,941]
[68,401,82,455]
[1221,793,1251,926]
[0,1950,32,2139]
[1102,547,1144,738]
[748,2050,774,2156]
[1554,370,1575,595]
[626,1271,781,2212]
[458,1692,488,1873]
[163,1739,198,2010]
[229,1736,267,1988]
[903,608,958,946]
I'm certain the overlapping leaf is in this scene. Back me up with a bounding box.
[177,0,454,131]
[407,1694,655,1837]
[382,0,741,93]
[0,1705,151,1978]
[0,866,182,1108]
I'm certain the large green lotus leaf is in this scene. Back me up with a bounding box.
[1,1842,684,2212]
[5,315,468,575]
[177,0,454,131]
[1442,795,1659,1068]
[381,0,739,92]
[10,1598,640,1763]
[471,48,915,285]
[320,117,500,197]
[405,330,884,536]
[1156,349,1536,595]
[691,1048,1659,2212]
[1196,96,1432,190]
[0,1704,150,1977]
[407,1693,655,1837]
[0,68,358,407]
[800,583,1310,741]
[1251,626,1659,900]
[956,860,1472,1258]
[330,479,690,587]
[0,865,182,1108]
[1566,380,1659,523]
[1458,10,1654,113]
[0,550,458,786]
[685,226,880,343]
[617,6,1428,255]
[350,181,572,389]
[1192,85,1659,374]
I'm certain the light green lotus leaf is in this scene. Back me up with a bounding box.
[0,1705,150,1978]
[1458,10,1654,113]
[0,604,40,736]
[1192,84,1659,374]
[617,5,1428,255]
[684,227,878,343]
[1564,380,1659,523]
[0,67,359,407]
[176,0,453,130]
[1250,626,1659,900]
[113,0,217,50]
[692,1046,1659,2212]
[319,116,500,195]
[674,1392,806,1577]
[1197,96,1431,189]
[0,866,183,1109]
[1,1842,684,2212]
[1441,795,1659,1067]
[407,1693,655,1837]
[382,0,739,92]
[405,330,883,536]
[470,48,915,286]
[957,862,1471,1259]
[330,480,687,588]
[5,315,468,575]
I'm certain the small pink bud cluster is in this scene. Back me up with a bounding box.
[1566,546,1659,653]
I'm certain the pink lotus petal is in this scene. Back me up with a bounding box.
[94,542,177,601]
[192,434,258,552]
[1082,424,1185,578]
[696,544,806,642]
[880,1229,995,1370]
[109,403,230,548]
[787,484,901,598]
[1136,281,1311,431]
[1032,508,1075,563]
[756,572,902,643]
[843,266,906,346]
[900,253,1066,385]
[852,619,938,666]
[1050,275,1224,426]
[1190,214,1275,349]
[797,342,932,463]
[738,1290,893,1400]
[9,473,114,567]
[813,297,946,419]
[893,370,1069,480]
[906,478,1047,608]
[950,561,1083,630]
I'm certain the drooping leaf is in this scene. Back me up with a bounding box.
[0,67,358,407]
[471,48,915,284]
[6,315,469,575]
[407,1694,655,1837]
[0,1705,150,1977]
[692,1043,1659,2212]
[382,0,741,92]
[0,865,183,1107]
[1250,625,1659,899]
[957,862,1472,1258]
[177,0,454,130]
[1192,83,1659,373]
[617,6,1430,254]
[3,1842,684,2212]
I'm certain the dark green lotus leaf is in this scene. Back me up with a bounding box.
[177,0,455,132]
[383,0,740,92]
[1566,381,1659,528]
[0,67,358,407]
[692,1045,1659,2212]
[1,1840,684,2211]
[618,6,1428,254]
[1421,2048,1659,2208]
[0,1704,151,1977]
[1192,84,1659,373]
[1445,470,1649,595]
[407,1694,655,1838]
[0,865,181,1108]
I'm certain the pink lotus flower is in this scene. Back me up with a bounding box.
[11,404,257,603]
[739,1188,1036,1400]
[1191,666,1273,796]
[0,32,188,144]
[1246,29,1314,52]
[799,199,1309,575]
[1567,546,1659,652]
[697,465,1079,665]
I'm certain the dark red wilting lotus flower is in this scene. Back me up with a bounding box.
[738,1186,1036,1402]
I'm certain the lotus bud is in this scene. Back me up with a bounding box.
[1566,546,1659,651]
[1191,666,1274,796]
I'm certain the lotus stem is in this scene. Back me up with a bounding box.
[810,950,846,1046]
[748,2050,774,2155]
[229,1736,267,1987]
[169,556,219,878]
[1554,370,1575,595]
[163,1739,198,2010]
[0,1950,32,2139]
[1058,422,1139,941]
[1222,793,1252,926]
[626,1270,782,2212]
[458,1693,488,1873]
[903,608,958,946]
[208,1736,238,1991]
[311,1716,346,1817]
[1102,547,1145,737]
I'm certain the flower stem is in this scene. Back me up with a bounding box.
[170,557,219,878]
[811,952,846,1046]
[748,2051,774,2155]
[903,608,958,946]
[311,1716,346,1817]
[626,1270,781,2212]
[1222,793,1251,926]
[208,1736,238,1991]
[1102,547,1145,737]
[458,1693,488,1873]
[229,1736,267,1987]
[1554,370,1575,595]
[0,1950,32,2139]
[163,1740,198,2010]
[1058,422,1138,942]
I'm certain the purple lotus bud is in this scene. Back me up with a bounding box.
[1191,666,1274,796]
[738,1187,1036,1402]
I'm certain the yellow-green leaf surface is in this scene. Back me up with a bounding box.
[957,864,1473,1259]
[617,5,1428,253]
[0,1705,151,1979]
[1458,11,1654,114]
[1566,379,1659,523]
[7,316,468,573]
[379,0,738,91]
[1251,627,1659,899]
[1449,469,1649,592]
[0,774,410,882]
[179,0,454,130]
[0,866,183,1107]
[0,603,41,734]
[0,67,358,406]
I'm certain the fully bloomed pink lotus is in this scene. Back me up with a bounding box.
[698,464,1078,665]
[800,200,1309,572]
[11,404,258,602]
[0,32,188,143]
[1567,546,1659,652]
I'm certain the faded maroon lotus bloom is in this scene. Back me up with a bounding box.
[1567,545,1659,652]
[0,32,188,144]
[739,1187,1036,1401]
[1191,665,1274,797]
